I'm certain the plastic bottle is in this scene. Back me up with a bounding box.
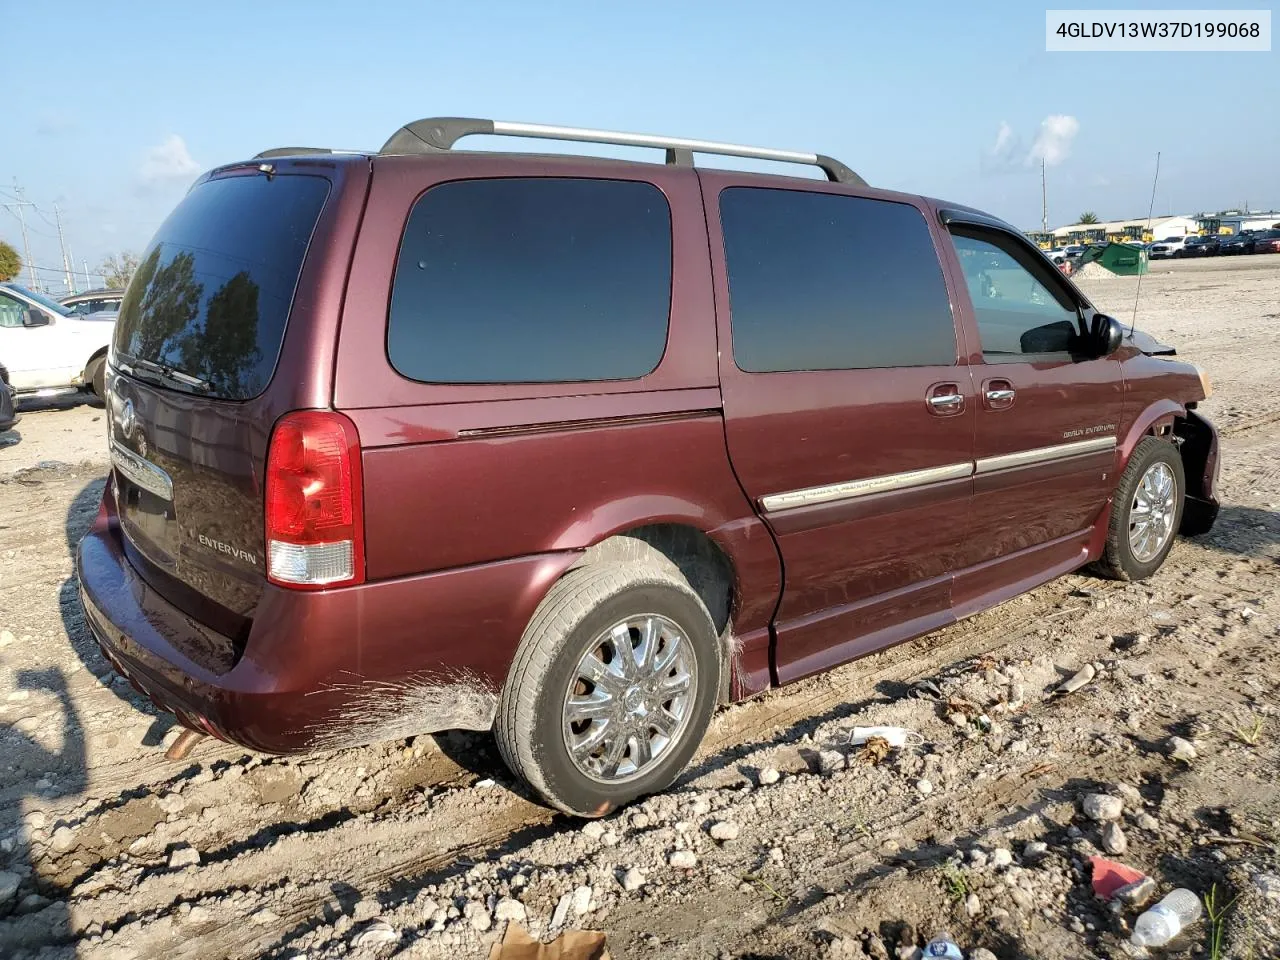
[923,931,963,959]
[1130,889,1203,947]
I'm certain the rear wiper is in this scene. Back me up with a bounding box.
[124,357,212,394]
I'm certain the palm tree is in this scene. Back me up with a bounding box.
[1078,212,1099,225]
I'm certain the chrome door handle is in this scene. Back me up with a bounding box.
[985,388,1016,402]
[928,393,964,410]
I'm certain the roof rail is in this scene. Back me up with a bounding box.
[378,117,867,187]
[253,147,336,159]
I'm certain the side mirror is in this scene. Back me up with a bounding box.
[22,309,50,328]
[1090,313,1124,357]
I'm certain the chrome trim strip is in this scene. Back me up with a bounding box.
[491,121,819,164]
[760,462,973,513]
[110,441,173,500]
[975,436,1116,474]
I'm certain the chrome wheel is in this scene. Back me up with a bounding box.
[1129,461,1178,562]
[562,614,696,784]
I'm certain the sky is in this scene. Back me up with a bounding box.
[3,0,1277,294]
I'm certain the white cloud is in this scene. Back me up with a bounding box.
[139,134,200,185]
[1026,114,1080,168]
[992,121,1014,158]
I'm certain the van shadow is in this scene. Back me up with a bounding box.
[1192,503,1280,557]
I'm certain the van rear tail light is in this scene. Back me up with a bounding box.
[265,410,365,589]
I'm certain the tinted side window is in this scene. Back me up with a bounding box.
[0,294,24,328]
[719,188,955,372]
[949,231,1081,359]
[388,178,672,384]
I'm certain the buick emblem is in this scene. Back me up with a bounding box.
[121,399,137,440]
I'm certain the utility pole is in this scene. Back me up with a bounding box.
[1041,158,1048,234]
[2,182,37,289]
[53,202,74,294]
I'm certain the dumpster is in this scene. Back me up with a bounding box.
[1077,241,1149,276]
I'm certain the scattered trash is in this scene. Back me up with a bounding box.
[923,929,964,958]
[1130,888,1204,947]
[1054,663,1096,695]
[849,726,922,748]
[946,696,981,718]
[488,923,610,960]
[1088,856,1147,901]
[855,736,893,766]
[1113,875,1158,908]
[908,679,943,700]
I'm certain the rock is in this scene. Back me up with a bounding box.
[621,867,646,892]
[1101,822,1128,855]
[1008,739,1029,754]
[895,947,922,960]
[1009,886,1035,911]
[947,712,969,728]
[709,821,740,842]
[167,845,200,869]
[1135,813,1160,832]
[691,798,711,816]
[964,893,982,917]
[817,750,846,774]
[668,850,697,870]
[758,766,780,786]
[1167,736,1197,761]
[570,885,593,916]
[0,871,20,907]
[185,906,212,925]
[915,779,933,796]
[1022,840,1049,864]
[550,892,572,928]
[1113,876,1157,907]
[581,821,606,841]
[1115,783,1143,805]
[50,827,76,853]
[866,935,891,960]
[0,629,14,647]
[1082,793,1124,822]
[1253,872,1280,900]
[494,898,526,923]
[251,908,279,925]
[990,847,1013,868]
[352,918,398,947]
[967,848,989,868]
[464,901,492,932]
[970,950,999,960]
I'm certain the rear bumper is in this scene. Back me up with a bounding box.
[77,485,576,753]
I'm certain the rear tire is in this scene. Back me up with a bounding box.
[85,356,107,402]
[495,561,721,817]
[1093,437,1185,581]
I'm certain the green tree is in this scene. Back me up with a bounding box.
[1078,212,1099,224]
[0,240,20,282]
[99,251,142,289]
[179,271,263,396]
[131,251,204,362]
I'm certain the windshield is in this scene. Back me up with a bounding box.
[113,173,330,399]
[6,284,72,316]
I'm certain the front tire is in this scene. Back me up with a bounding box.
[84,356,107,401]
[1093,437,1185,581]
[495,562,721,817]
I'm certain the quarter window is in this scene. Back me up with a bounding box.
[950,230,1082,358]
[719,187,956,372]
[388,177,672,384]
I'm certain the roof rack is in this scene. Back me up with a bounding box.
[377,117,867,186]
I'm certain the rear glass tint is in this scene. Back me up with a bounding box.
[388,178,672,384]
[113,174,330,399]
[720,187,955,372]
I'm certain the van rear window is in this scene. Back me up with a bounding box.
[113,174,330,399]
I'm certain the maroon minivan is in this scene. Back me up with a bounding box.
[78,117,1220,816]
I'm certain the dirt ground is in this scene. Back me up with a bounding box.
[1,257,1277,960]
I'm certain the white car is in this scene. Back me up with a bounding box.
[0,282,114,398]
[1148,236,1191,259]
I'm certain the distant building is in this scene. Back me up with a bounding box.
[1196,212,1280,235]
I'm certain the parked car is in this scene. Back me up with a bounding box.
[1148,236,1191,259]
[1218,233,1256,255]
[77,116,1221,816]
[0,363,19,433]
[61,288,126,317]
[1182,235,1221,257]
[0,282,114,397]
[1062,244,1085,258]
[1251,229,1280,254]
